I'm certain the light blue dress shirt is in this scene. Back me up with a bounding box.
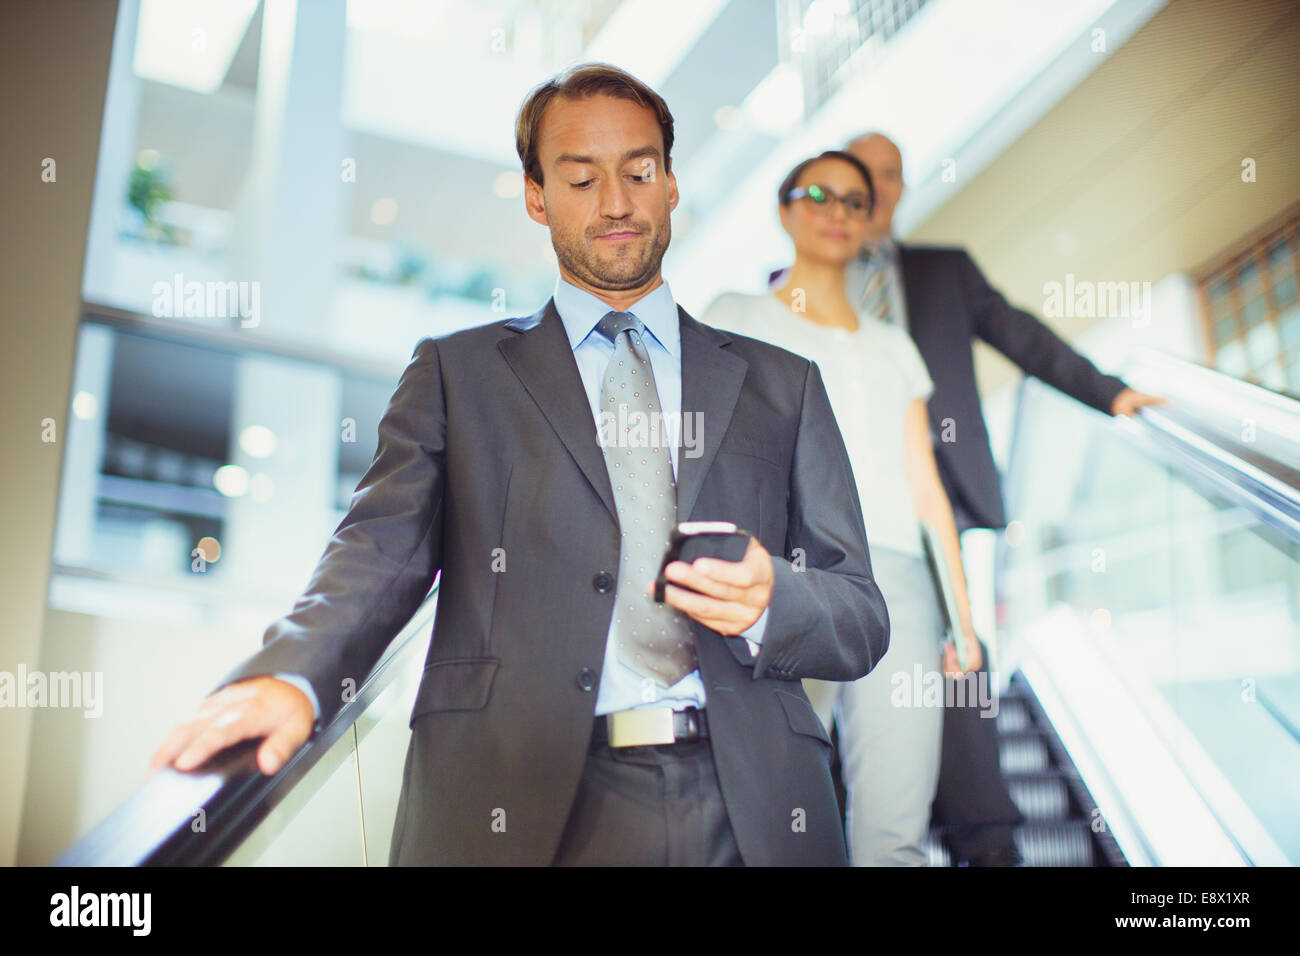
[552,276,767,716]
[280,276,770,725]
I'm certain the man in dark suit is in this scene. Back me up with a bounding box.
[841,132,1162,864]
[842,133,1162,531]
[150,64,889,867]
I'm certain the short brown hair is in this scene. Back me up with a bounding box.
[515,62,675,187]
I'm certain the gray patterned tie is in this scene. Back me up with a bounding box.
[859,246,895,326]
[594,310,697,687]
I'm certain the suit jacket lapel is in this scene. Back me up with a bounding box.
[676,307,749,523]
[498,298,619,526]
[897,242,927,338]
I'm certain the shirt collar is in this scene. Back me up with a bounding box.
[552,275,680,357]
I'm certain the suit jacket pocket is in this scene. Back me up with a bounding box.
[774,688,832,747]
[409,657,500,726]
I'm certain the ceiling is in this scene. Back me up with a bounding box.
[908,0,1300,394]
[132,0,781,286]
[125,0,1300,424]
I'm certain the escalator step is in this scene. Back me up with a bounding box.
[994,696,1031,734]
[1001,678,1032,700]
[923,832,952,868]
[1007,772,1072,821]
[1014,821,1096,867]
[999,732,1051,773]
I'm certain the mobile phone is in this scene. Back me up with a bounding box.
[654,521,751,603]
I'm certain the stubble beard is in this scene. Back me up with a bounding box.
[553,216,671,292]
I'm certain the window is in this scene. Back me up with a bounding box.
[1197,205,1300,395]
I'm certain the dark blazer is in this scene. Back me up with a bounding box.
[897,243,1127,528]
[774,245,1128,528]
[214,296,889,866]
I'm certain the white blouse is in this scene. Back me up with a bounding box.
[700,291,934,559]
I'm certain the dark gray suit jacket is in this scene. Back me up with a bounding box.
[215,296,889,866]
[897,243,1128,529]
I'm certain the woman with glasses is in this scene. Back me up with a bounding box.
[701,150,983,866]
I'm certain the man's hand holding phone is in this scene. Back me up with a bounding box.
[647,522,774,636]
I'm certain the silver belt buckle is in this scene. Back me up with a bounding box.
[608,707,676,748]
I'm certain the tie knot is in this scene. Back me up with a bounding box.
[596,310,643,343]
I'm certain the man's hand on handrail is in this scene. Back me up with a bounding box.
[1110,386,1166,417]
[150,676,314,777]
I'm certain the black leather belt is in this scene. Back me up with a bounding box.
[593,706,708,747]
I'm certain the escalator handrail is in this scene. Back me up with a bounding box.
[1120,349,1300,535]
[53,584,440,866]
[1121,350,1300,476]
[1122,347,1300,431]
[1131,405,1300,521]
[1006,349,1300,543]
[1122,407,1300,541]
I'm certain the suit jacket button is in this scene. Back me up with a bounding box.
[577,667,597,691]
[592,571,614,593]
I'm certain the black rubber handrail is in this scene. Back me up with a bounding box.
[54,584,439,866]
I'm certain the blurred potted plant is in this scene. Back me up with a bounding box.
[127,152,177,243]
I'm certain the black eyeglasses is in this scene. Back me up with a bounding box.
[785,184,873,219]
